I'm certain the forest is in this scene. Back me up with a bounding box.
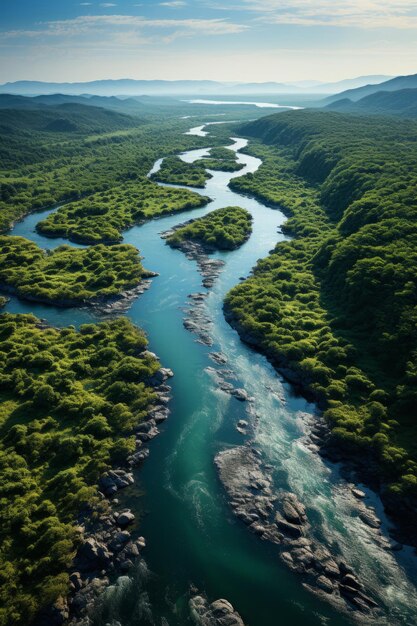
[166,206,252,251]
[0,236,148,305]
[36,180,208,244]
[0,314,160,625]
[0,104,223,234]
[225,110,417,518]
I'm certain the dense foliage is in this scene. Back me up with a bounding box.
[225,110,417,510]
[151,156,212,188]
[0,314,159,625]
[167,206,252,250]
[36,180,208,244]
[325,88,417,118]
[195,146,244,172]
[0,110,215,234]
[0,236,147,305]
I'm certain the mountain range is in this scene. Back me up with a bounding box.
[0,76,392,97]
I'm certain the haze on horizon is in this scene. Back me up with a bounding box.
[1,0,417,85]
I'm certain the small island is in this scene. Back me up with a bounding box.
[195,146,244,172]
[151,155,212,188]
[165,206,252,251]
[0,236,153,306]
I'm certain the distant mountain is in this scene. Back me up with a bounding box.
[0,76,394,97]
[310,75,391,94]
[325,88,417,118]
[324,73,417,103]
[0,103,139,134]
[0,93,144,114]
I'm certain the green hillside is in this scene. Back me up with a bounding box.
[226,110,417,529]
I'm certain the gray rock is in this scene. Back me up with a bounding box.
[316,575,334,594]
[359,509,381,529]
[117,511,135,527]
[75,538,112,572]
[189,595,245,626]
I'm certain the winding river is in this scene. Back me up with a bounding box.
[5,124,417,626]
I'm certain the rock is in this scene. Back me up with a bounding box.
[209,352,228,365]
[117,510,135,527]
[128,448,150,466]
[359,509,381,529]
[351,487,366,499]
[236,420,248,433]
[75,538,112,572]
[69,572,83,592]
[231,388,250,402]
[189,595,245,626]
[275,515,303,539]
[112,530,130,546]
[136,536,146,549]
[99,470,134,496]
[316,575,334,594]
[342,574,362,590]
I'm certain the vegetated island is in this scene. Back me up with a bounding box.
[36,180,209,245]
[151,155,212,188]
[0,236,153,307]
[0,313,170,626]
[164,206,252,291]
[224,110,417,543]
[166,206,252,252]
[194,146,245,172]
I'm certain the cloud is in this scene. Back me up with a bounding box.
[240,0,417,29]
[0,15,248,45]
[160,1,187,6]
[100,3,117,6]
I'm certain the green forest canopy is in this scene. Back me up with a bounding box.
[226,110,417,511]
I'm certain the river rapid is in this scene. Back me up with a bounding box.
[5,123,417,626]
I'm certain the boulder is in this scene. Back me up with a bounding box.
[75,538,112,572]
[117,510,135,527]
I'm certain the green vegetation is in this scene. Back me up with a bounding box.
[167,206,252,250]
[0,314,159,625]
[0,236,148,305]
[195,146,244,172]
[151,156,212,188]
[325,88,417,118]
[0,109,215,234]
[36,180,208,244]
[225,110,417,510]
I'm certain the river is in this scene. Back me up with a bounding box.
[5,124,417,626]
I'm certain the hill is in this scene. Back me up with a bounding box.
[0,93,144,114]
[0,103,139,134]
[324,73,417,103]
[225,110,417,537]
[325,88,417,118]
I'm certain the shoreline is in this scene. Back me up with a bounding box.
[222,302,417,551]
[34,362,174,626]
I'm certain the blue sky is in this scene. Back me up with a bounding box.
[1,0,416,83]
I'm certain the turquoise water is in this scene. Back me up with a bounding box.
[5,128,417,626]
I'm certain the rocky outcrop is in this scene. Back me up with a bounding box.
[215,445,381,618]
[189,595,245,626]
[162,227,225,289]
[63,365,173,624]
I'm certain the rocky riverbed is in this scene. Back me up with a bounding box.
[215,445,382,620]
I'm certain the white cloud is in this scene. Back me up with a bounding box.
[0,15,248,47]
[160,1,187,6]
[241,0,417,29]
[100,3,117,6]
